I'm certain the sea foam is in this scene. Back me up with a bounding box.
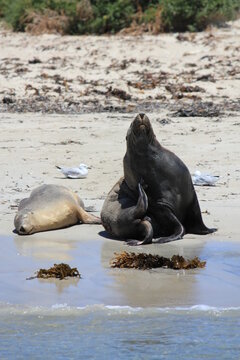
[1,302,240,316]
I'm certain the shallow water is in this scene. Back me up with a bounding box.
[0,233,240,358]
[1,234,240,307]
[0,304,240,359]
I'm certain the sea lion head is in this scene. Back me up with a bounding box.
[14,211,35,235]
[126,113,155,150]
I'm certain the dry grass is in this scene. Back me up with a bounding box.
[23,10,70,35]
[120,6,163,35]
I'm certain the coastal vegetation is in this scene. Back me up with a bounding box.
[0,0,239,34]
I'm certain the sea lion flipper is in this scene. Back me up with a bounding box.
[151,205,185,244]
[126,217,153,246]
[101,178,151,242]
[133,183,148,218]
[77,207,101,224]
[188,226,217,235]
[184,193,217,235]
[122,182,148,220]
[205,227,217,234]
[152,228,184,244]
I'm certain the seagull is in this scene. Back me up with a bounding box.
[192,170,219,186]
[56,163,89,179]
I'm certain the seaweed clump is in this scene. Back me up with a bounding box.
[110,251,206,270]
[36,263,81,280]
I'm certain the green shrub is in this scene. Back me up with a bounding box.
[0,0,239,33]
[3,0,33,31]
[196,0,240,29]
[142,4,160,23]
[161,0,240,31]
[0,0,8,17]
[89,0,135,34]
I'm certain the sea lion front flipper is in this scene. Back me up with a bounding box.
[133,183,148,218]
[126,186,153,245]
[77,206,101,224]
[184,193,217,235]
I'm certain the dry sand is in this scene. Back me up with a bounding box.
[0,21,240,308]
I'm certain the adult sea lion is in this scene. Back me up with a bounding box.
[14,184,101,235]
[123,113,216,245]
[101,114,216,245]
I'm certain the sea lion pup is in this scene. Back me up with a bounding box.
[14,184,101,235]
[122,113,216,245]
[101,178,153,243]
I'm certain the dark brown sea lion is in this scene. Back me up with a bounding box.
[122,113,216,245]
[14,184,101,235]
[101,114,216,245]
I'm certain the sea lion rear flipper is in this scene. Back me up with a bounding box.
[152,228,184,244]
[126,217,153,246]
[151,205,185,244]
[77,207,101,224]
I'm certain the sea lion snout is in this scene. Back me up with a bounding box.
[133,113,150,128]
[19,225,27,234]
[129,114,153,145]
[14,213,34,235]
[132,113,151,134]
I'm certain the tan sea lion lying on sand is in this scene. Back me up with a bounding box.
[14,184,101,235]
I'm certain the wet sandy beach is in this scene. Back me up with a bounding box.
[0,20,240,310]
[0,111,240,308]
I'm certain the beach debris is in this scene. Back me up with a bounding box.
[128,71,168,90]
[165,84,205,94]
[25,84,40,95]
[56,163,89,178]
[93,86,131,101]
[28,58,42,64]
[27,263,81,280]
[107,86,131,101]
[110,251,206,270]
[176,33,196,42]
[171,101,221,117]
[196,74,215,82]
[1,20,240,116]
[156,118,171,126]
[192,170,219,186]
[2,96,15,104]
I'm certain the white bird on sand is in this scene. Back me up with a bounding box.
[56,163,89,179]
[192,170,219,186]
